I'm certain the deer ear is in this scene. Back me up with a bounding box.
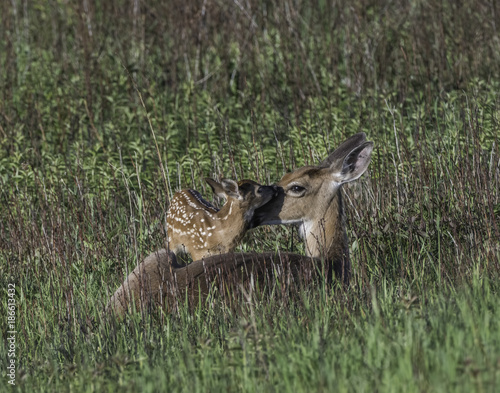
[330,141,374,184]
[220,178,240,199]
[319,132,367,168]
[205,178,228,199]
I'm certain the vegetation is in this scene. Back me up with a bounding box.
[0,0,499,391]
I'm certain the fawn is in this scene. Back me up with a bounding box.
[167,178,277,262]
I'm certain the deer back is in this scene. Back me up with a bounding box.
[106,249,325,317]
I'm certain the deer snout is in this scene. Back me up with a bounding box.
[257,185,280,199]
[248,186,285,228]
[258,184,279,196]
[257,185,271,194]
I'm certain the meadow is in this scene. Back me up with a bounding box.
[0,1,499,391]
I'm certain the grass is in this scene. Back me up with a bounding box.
[1,1,500,391]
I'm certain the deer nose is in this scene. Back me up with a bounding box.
[257,185,279,197]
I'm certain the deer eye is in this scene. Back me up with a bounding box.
[288,185,306,195]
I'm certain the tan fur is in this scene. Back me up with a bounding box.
[106,133,373,318]
[256,167,349,266]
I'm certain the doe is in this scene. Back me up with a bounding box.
[107,133,373,317]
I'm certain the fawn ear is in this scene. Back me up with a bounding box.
[329,141,374,184]
[205,178,226,199]
[206,178,240,199]
[220,178,240,199]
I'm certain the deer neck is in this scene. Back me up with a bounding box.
[300,189,348,265]
[213,200,247,239]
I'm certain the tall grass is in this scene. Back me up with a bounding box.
[1,1,499,392]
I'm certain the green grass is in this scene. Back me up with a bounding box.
[1,1,500,392]
[2,274,499,392]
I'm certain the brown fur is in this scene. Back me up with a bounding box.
[106,133,373,318]
[106,249,324,317]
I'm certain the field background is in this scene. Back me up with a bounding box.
[1,0,499,392]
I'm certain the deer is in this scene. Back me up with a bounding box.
[106,133,373,318]
[166,178,277,263]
